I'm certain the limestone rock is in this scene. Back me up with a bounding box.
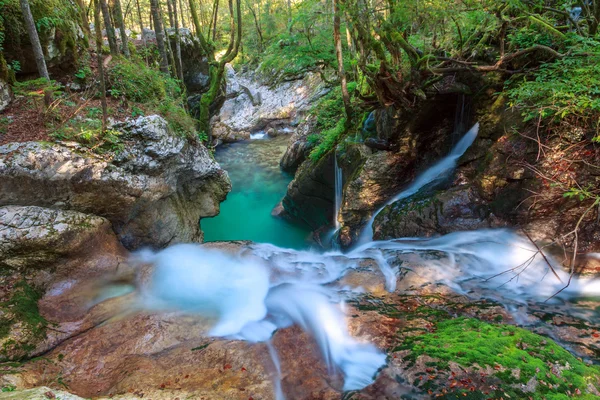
[211,121,250,143]
[0,387,85,399]
[0,80,11,112]
[0,115,231,249]
[0,205,131,361]
[279,115,316,173]
[0,206,109,271]
[372,185,494,239]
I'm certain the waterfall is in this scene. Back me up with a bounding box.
[356,122,480,245]
[334,150,343,230]
[131,229,600,399]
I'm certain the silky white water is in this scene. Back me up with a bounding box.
[356,122,480,245]
[334,151,343,230]
[132,228,600,398]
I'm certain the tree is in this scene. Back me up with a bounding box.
[333,0,351,123]
[172,0,184,81]
[112,0,130,57]
[19,0,49,79]
[150,0,170,74]
[99,0,119,55]
[93,0,108,131]
[189,0,242,139]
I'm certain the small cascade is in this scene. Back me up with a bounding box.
[333,150,343,230]
[452,94,472,145]
[250,131,267,139]
[356,122,480,245]
[131,229,600,399]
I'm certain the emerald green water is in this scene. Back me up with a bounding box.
[201,135,313,249]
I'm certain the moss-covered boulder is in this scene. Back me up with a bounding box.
[0,0,87,77]
[372,185,495,240]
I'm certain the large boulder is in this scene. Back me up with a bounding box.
[0,115,231,249]
[372,184,496,239]
[282,151,336,229]
[0,205,130,361]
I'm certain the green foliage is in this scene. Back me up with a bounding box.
[397,317,600,399]
[309,118,346,162]
[50,118,124,154]
[506,37,600,126]
[107,57,196,137]
[257,0,336,79]
[12,78,61,97]
[108,58,171,103]
[0,0,85,71]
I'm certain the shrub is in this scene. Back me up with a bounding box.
[309,118,346,162]
[506,36,600,128]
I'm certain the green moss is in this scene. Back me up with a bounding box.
[0,281,48,360]
[397,317,600,399]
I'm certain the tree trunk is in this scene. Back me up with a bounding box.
[74,0,91,37]
[197,0,241,140]
[150,0,170,73]
[210,0,219,41]
[93,0,108,131]
[20,0,49,79]
[166,0,175,27]
[99,0,119,55]
[333,0,352,122]
[172,0,184,81]
[135,0,148,60]
[112,0,130,57]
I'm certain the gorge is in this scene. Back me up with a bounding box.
[1,0,600,399]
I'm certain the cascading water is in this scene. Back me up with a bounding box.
[334,150,343,230]
[356,122,480,245]
[130,228,600,399]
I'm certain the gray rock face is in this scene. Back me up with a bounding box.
[0,115,231,249]
[372,185,494,239]
[280,116,316,173]
[0,79,12,112]
[0,206,109,271]
[282,151,335,229]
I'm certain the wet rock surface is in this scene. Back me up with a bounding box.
[0,115,231,249]
[0,205,130,361]
[373,184,496,239]
[1,242,598,399]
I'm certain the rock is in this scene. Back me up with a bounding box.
[0,115,231,249]
[0,205,130,361]
[266,127,278,137]
[279,115,317,173]
[0,206,110,271]
[0,387,85,399]
[211,121,250,143]
[0,79,12,112]
[282,151,335,229]
[364,137,392,151]
[217,65,325,133]
[142,28,156,41]
[5,242,599,400]
[338,100,458,245]
[372,185,494,239]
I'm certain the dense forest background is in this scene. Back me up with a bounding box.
[1,0,599,259]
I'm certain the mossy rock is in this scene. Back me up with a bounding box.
[395,317,600,399]
[0,281,47,361]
